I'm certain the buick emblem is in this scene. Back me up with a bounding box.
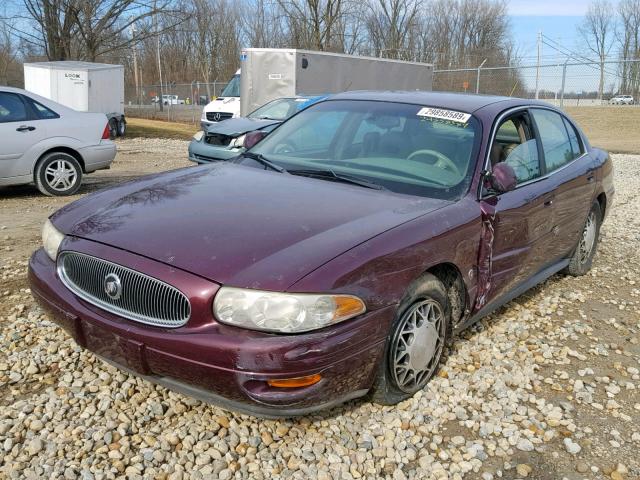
[212,112,221,121]
[104,273,122,300]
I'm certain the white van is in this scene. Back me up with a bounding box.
[201,70,240,127]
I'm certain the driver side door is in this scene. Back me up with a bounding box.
[476,109,557,310]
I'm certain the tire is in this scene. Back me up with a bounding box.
[369,273,451,405]
[563,202,602,276]
[108,118,118,139]
[34,152,83,196]
[117,118,126,137]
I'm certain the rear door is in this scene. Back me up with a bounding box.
[0,91,48,178]
[529,108,596,261]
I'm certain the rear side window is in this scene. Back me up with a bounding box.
[531,109,575,172]
[26,98,59,119]
[0,92,28,123]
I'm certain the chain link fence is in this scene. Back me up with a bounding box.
[433,59,640,107]
[124,82,228,123]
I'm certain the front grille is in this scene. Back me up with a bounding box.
[58,252,190,328]
[206,112,233,122]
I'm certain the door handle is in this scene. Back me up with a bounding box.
[544,199,553,207]
[586,174,595,182]
[16,125,36,132]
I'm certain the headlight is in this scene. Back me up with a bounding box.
[192,131,204,141]
[42,219,64,261]
[229,134,246,148]
[213,287,366,333]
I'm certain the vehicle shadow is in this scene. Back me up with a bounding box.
[0,172,145,200]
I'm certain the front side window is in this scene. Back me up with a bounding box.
[490,111,541,185]
[0,92,27,123]
[531,109,575,172]
[251,100,481,199]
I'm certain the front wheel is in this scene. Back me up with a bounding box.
[34,152,83,196]
[370,273,450,405]
[564,202,602,276]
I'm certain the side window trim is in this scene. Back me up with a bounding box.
[525,108,547,176]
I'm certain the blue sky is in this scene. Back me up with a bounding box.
[508,0,589,65]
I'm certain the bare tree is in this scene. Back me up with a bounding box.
[278,0,350,51]
[617,0,640,96]
[578,0,616,99]
[19,0,183,61]
[365,0,421,59]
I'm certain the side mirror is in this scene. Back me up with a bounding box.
[243,130,267,149]
[488,163,517,193]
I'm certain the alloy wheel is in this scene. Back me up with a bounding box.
[390,299,446,393]
[44,159,78,192]
[578,211,597,264]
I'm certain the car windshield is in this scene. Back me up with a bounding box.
[248,98,306,121]
[220,74,240,98]
[250,100,481,199]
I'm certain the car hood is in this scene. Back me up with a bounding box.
[52,164,449,290]
[205,117,280,137]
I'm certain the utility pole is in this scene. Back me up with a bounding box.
[476,58,487,94]
[130,21,140,105]
[154,1,164,112]
[535,31,542,100]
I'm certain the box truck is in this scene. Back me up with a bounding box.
[24,61,126,137]
[239,49,434,116]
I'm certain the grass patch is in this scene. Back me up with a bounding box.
[125,117,198,140]
[565,107,640,154]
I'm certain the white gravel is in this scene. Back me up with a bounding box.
[0,152,638,480]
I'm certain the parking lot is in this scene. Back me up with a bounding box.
[0,136,638,480]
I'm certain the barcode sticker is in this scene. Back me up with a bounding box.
[417,107,471,124]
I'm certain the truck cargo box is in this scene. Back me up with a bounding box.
[24,61,124,117]
[239,48,433,115]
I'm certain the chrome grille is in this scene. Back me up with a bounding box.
[58,252,190,328]
[206,112,233,122]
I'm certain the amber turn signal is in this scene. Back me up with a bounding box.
[333,296,366,321]
[267,374,322,388]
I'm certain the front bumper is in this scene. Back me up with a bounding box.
[28,243,393,417]
[188,140,242,164]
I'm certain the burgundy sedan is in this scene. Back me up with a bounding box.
[29,92,614,416]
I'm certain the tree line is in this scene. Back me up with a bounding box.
[1,0,517,93]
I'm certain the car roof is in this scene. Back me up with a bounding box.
[325,90,551,113]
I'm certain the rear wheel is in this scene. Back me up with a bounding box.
[564,202,602,276]
[35,152,83,196]
[108,117,118,139]
[370,273,450,405]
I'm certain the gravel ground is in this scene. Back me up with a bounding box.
[0,140,638,480]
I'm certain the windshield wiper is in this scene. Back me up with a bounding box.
[288,168,388,191]
[240,152,287,173]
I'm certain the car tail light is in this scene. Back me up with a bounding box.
[267,374,322,388]
[102,123,110,140]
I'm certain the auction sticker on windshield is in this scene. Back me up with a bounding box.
[417,107,471,124]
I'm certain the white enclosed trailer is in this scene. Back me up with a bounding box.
[24,61,126,137]
[239,49,434,116]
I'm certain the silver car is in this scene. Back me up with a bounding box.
[0,86,116,196]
